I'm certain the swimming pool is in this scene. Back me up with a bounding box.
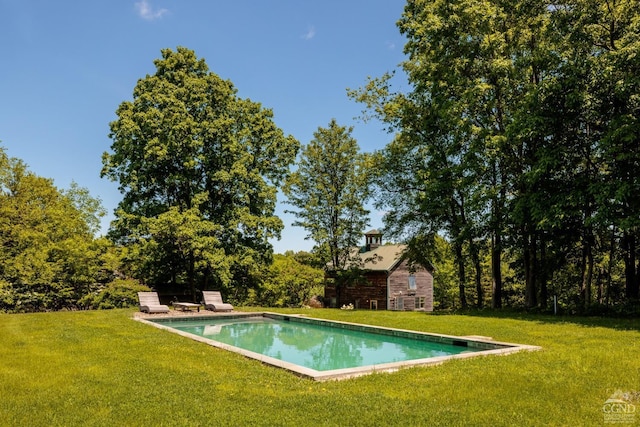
[137,313,540,381]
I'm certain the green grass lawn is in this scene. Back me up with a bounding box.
[1,308,638,426]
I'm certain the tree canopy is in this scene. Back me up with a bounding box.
[102,47,299,299]
[0,146,108,311]
[351,0,640,312]
[283,119,370,271]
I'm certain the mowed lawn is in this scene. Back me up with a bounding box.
[0,308,638,426]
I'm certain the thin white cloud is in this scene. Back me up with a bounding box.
[386,41,396,50]
[302,25,316,40]
[135,0,168,21]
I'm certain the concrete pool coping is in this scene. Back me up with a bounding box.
[134,311,541,381]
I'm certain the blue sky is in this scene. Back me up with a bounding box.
[0,0,408,253]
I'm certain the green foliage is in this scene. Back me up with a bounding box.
[79,278,150,309]
[249,253,324,307]
[62,181,107,236]
[351,0,640,311]
[283,119,370,271]
[0,147,111,312]
[285,250,326,269]
[102,47,299,297]
[426,235,460,310]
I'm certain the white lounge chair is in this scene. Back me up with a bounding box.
[138,292,170,313]
[202,291,234,312]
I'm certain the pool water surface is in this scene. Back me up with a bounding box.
[139,313,540,381]
[159,316,478,371]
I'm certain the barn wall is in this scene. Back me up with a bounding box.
[324,261,434,311]
[388,260,433,312]
[324,271,388,309]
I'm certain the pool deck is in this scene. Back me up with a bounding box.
[134,310,541,381]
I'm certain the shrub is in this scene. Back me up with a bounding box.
[0,281,78,313]
[306,295,324,308]
[79,278,150,309]
[0,280,14,312]
[252,253,324,307]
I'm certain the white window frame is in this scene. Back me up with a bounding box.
[408,274,417,290]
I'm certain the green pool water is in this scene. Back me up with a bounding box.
[153,316,480,371]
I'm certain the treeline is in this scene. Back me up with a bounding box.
[351,0,640,313]
[4,1,640,315]
[1,48,326,313]
[0,146,324,312]
[0,147,115,311]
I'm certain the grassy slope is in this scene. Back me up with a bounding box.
[0,308,638,426]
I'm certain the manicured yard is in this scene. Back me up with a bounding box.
[0,308,638,426]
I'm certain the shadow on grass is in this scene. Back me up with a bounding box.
[432,308,640,332]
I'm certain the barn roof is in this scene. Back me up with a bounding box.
[348,244,407,272]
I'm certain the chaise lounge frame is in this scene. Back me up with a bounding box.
[202,291,234,312]
[138,292,170,314]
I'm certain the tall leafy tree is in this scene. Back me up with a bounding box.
[102,47,299,299]
[63,181,107,236]
[351,0,537,308]
[513,0,640,307]
[579,0,640,301]
[0,147,107,311]
[283,119,370,272]
[354,0,640,312]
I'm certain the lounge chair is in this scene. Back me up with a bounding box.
[138,292,170,313]
[202,291,234,312]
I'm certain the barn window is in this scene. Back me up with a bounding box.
[415,297,425,309]
[408,274,416,290]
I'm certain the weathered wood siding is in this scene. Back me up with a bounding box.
[324,271,388,309]
[387,260,433,312]
[324,260,433,311]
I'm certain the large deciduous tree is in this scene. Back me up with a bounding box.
[352,0,640,311]
[102,47,299,300]
[283,119,370,272]
[0,147,107,311]
[351,0,528,308]
[580,0,640,301]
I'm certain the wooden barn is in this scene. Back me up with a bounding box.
[324,230,434,311]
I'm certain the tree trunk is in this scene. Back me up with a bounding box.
[623,232,639,300]
[470,241,483,308]
[524,229,537,308]
[539,240,548,309]
[490,182,505,309]
[491,231,503,308]
[454,241,468,309]
[605,227,616,306]
[580,233,593,308]
[596,267,604,304]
